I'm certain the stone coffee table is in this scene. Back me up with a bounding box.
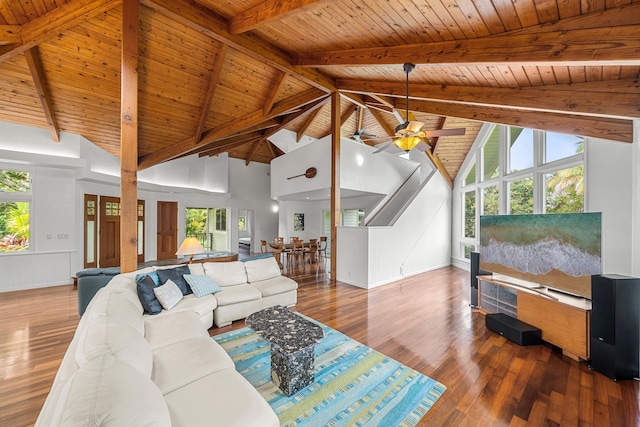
[245,306,324,396]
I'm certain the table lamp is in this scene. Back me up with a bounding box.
[176,237,206,263]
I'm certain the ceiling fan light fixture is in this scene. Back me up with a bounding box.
[394,63,426,143]
[394,136,423,152]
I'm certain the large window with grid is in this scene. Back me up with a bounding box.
[0,168,31,253]
[458,125,584,259]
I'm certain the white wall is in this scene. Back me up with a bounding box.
[337,171,452,288]
[0,122,277,292]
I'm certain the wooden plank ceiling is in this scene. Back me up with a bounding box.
[0,0,638,182]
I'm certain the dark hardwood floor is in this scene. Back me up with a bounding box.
[1,259,638,426]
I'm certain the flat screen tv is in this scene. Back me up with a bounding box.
[479,213,601,299]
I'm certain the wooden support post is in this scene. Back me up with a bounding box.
[330,92,340,283]
[120,0,139,273]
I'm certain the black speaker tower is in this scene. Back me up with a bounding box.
[470,252,490,308]
[590,274,640,381]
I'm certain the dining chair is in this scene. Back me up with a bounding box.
[304,238,318,264]
[290,236,298,243]
[274,237,286,266]
[318,236,328,262]
[260,240,268,253]
[288,239,304,267]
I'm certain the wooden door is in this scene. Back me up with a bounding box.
[157,201,178,260]
[99,196,121,267]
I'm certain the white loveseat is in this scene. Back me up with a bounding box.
[35,257,295,426]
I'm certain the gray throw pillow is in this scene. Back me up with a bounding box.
[136,275,162,314]
[156,265,191,295]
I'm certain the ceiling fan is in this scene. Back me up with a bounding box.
[374,63,466,154]
[344,127,377,144]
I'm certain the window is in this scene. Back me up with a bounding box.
[463,162,476,186]
[508,127,533,173]
[238,216,246,231]
[0,169,31,252]
[482,126,500,181]
[342,209,364,227]
[545,166,584,213]
[215,208,227,231]
[545,132,583,163]
[508,177,534,214]
[482,185,499,215]
[464,190,476,238]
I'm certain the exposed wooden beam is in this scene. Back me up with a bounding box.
[120,0,139,274]
[229,0,333,34]
[200,136,262,157]
[367,107,394,138]
[394,98,633,143]
[296,26,640,67]
[138,89,328,168]
[270,141,285,157]
[425,150,453,189]
[194,43,227,142]
[0,0,122,63]
[266,139,277,158]
[142,0,336,92]
[339,92,367,109]
[318,102,356,140]
[24,47,60,142]
[330,92,340,283]
[244,138,263,166]
[338,79,640,119]
[0,25,21,45]
[296,107,323,142]
[263,70,287,115]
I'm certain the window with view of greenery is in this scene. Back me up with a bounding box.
[482,185,499,215]
[482,126,500,181]
[546,165,584,213]
[238,216,246,230]
[464,190,476,238]
[509,177,534,214]
[0,169,31,252]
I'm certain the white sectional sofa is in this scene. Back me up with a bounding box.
[36,256,296,426]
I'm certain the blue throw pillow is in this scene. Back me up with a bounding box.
[156,265,191,295]
[136,275,162,315]
[135,271,160,286]
[183,274,222,298]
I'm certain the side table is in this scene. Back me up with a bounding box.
[246,306,324,396]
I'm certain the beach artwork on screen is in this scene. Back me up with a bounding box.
[479,213,601,299]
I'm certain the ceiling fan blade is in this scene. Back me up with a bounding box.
[415,141,431,152]
[373,141,394,154]
[423,128,466,138]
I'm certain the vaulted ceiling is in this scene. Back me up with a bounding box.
[0,0,638,184]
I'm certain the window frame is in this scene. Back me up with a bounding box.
[0,165,33,254]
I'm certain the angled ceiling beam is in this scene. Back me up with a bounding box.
[229,0,334,34]
[270,141,285,157]
[338,79,640,119]
[138,88,328,169]
[142,0,336,92]
[244,137,263,166]
[394,98,633,143]
[199,136,262,158]
[367,107,394,138]
[339,91,367,109]
[0,25,21,45]
[0,0,122,63]
[296,5,640,67]
[425,151,453,189]
[193,43,227,142]
[266,139,277,159]
[24,47,59,142]
[319,103,356,139]
[296,106,322,142]
[263,70,287,115]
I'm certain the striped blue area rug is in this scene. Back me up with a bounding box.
[213,318,446,426]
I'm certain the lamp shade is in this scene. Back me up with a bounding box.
[176,237,205,257]
[394,136,423,152]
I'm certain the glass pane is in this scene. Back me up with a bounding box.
[138,204,144,217]
[186,208,207,237]
[0,201,30,252]
[463,162,476,186]
[238,216,246,230]
[545,166,584,213]
[105,202,111,216]
[509,177,534,214]
[482,126,500,181]
[462,243,474,259]
[342,209,361,227]
[87,221,95,263]
[0,170,30,193]
[508,127,533,173]
[464,191,476,238]
[137,220,144,255]
[483,185,499,215]
[545,132,584,163]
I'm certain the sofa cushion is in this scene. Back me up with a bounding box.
[203,261,247,287]
[137,275,163,315]
[144,310,208,350]
[157,265,192,295]
[184,274,222,297]
[188,263,205,275]
[135,271,161,286]
[148,294,217,321]
[85,290,144,335]
[244,257,281,283]
[250,276,298,297]
[164,369,279,427]
[75,319,153,378]
[214,284,262,306]
[54,356,171,427]
[153,279,183,310]
[152,337,234,395]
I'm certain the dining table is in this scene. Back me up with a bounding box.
[269,241,317,267]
